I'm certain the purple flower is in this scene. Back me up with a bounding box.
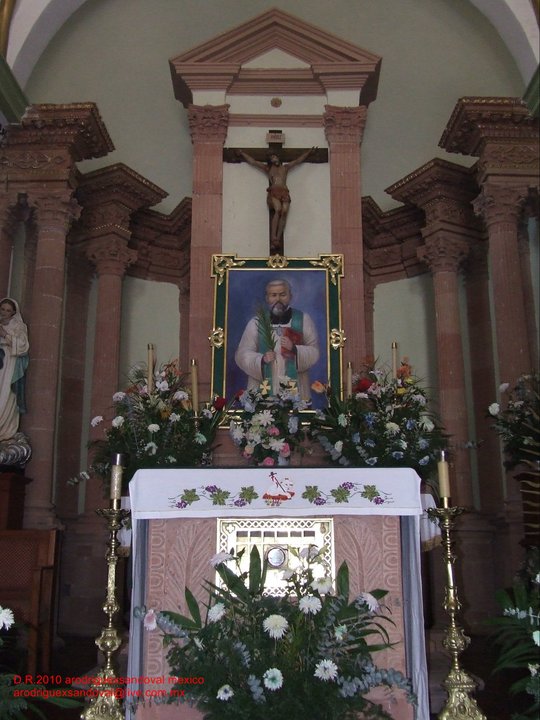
[340,482,354,491]
[374,496,384,505]
[176,500,188,508]
[234,498,247,507]
[205,485,219,493]
[314,497,327,505]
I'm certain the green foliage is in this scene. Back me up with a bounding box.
[141,547,416,719]
[490,548,540,719]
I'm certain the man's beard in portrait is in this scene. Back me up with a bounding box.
[269,302,291,324]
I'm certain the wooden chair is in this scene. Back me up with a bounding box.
[0,529,58,675]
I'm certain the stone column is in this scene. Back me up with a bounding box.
[418,236,473,507]
[463,241,503,514]
[54,246,93,520]
[323,105,367,364]
[0,194,18,296]
[518,217,538,370]
[187,104,229,402]
[364,274,375,359]
[473,183,532,382]
[178,279,190,372]
[22,191,81,528]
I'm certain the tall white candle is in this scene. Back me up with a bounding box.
[391,341,398,379]
[346,362,353,398]
[438,450,451,499]
[110,453,124,501]
[191,358,199,413]
[147,343,154,394]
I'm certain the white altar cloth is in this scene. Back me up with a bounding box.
[127,467,429,719]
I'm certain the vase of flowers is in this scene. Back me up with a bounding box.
[488,372,540,546]
[141,546,416,719]
[87,359,227,492]
[229,378,308,467]
[310,359,447,483]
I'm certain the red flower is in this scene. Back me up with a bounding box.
[213,396,226,410]
[354,377,373,393]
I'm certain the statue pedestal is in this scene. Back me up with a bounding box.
[0,472,31,529]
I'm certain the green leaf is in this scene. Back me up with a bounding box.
[248,546,262,594]
[302,485,321,502]
[336,561,349,599]
[185,587,202,627]
[160,609,199,630]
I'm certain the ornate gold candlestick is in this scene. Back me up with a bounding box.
[82,454,130,720]
[427,499,486,720]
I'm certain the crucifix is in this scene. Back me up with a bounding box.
[225,131,327,255]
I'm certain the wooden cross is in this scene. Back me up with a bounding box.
[224,131,327,256]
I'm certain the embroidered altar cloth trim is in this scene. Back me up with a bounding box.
[129,467,422,519]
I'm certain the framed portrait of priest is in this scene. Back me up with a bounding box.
[210,255,344,411]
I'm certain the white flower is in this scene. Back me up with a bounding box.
[420,416,434,431]
[173,390,188,401]
[334,440,343,453]
[488,403,500,416]
[533,630,540,647]
[201,408,212,419]
[263,667,283,690]
[229,422,244,443]
[263,614,289,640]
[148,423,160,433]
[334,624,347,641]
[156,380,169,392]
[300,545,320,560]
[530,663,539,677]
[91,415,103,427]
[385,422,400,435]
[499,382,510,393]
[143,609,157,631]
[210,551,233,568]
[207,602,226,623]
[311,577,333,595]
[0,606,15,630]
[269,438,285,452]
[314,659,338,681]
[216,684,234,701]
[169,413,181,422]
[112,391,126,402]
[337,413,348,427]
[253,410,274,427]
[112,415,125,428]
[145,442,157,455]
[299,595,322,615]
[357,592,379,612]
[194,432,207,444]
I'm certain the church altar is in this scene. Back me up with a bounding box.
[127,467,429,719]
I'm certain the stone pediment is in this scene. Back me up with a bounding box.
[170,8,381,106]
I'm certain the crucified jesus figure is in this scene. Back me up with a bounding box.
[236,147,315,254]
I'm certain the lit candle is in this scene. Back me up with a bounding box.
[438,450,451,500]
[190,358,199,413]
[391,341,398,379]
[147,344,154,394]
[110,452,125,502]
[346,362,353,398]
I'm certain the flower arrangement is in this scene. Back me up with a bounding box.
[310,358,447,481]
[490,548,540,719]
[142,546,415,719]
[488,372,539,471]
[229,378,308,466]
[88,360,226,488]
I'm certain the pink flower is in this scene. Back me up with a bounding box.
[279,442,291,458]
[262,456,275,466]
[144,609,157,631]
[267,426,280,436]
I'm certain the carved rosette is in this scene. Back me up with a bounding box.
[85,237,137,276]
[323,105,367,145]
[417,235,470,274]
[188,104,230,143]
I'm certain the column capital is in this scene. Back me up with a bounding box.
[27,190,81,233]
[472,182,528,227]
[188,104,230,143]
[323,105,367,144]
[418,234,470,273]
[85,237,137,276]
